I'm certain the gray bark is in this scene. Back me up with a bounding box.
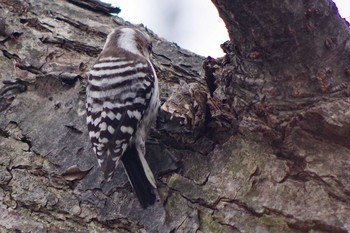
[0,0,349,232]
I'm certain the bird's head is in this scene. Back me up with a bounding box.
[103,26,153,59]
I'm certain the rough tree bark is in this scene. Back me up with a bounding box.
[0,0,349,232]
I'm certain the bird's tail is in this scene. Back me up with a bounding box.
[121,144,156,209]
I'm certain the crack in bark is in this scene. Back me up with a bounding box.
[1,48,43,75]
[19,18,52,33]
[172,216,189,233]
[212,219,242,233]
[175,190,217,211]
[66,0,121,16]
[276,132,350,204]
[53,13,108,39]
[40,36,101,56]
[0,80,27,98]
[161,177,216,211]
[303,171,350,203]
[1,49,21,62]
[219,198,264,218]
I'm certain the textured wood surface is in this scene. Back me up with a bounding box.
[0,0,350,232]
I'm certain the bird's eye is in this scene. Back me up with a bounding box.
[148,42,153,52]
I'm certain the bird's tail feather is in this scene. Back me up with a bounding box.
[121,144,156,209]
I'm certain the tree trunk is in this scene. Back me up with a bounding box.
[0,0,349,232]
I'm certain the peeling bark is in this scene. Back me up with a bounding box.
[0,0,349,232]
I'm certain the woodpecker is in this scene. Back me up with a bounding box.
[86,27,159,208]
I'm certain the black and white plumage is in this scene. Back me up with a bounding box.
[86,27,159,208]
